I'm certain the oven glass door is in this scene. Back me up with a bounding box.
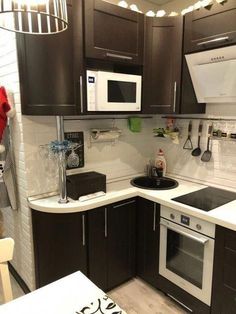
[159,218,215,306]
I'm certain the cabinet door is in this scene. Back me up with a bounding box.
[143,17,183,114]
[136,198,160,288]
[16,0,85,115]
[212,226,236,314]
[184,1,236,53]
[87,206,107,291]
[32,210,87,288]
[84,0,144,65]
[107,199,136,290]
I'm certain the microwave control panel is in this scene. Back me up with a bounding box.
[64,132,84,170]
[87,70,97,111]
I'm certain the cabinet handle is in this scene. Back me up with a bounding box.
[197,36,229,46]
[79,75,84,114]
[104,208,108,238]
[113,200,136,209]
[82,214,86,246]
[153,203,157,232]
[106,52,133,60]
[173,81,177,113]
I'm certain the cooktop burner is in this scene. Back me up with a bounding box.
[172,187,236,212]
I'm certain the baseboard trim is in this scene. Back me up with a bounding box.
[8,263,31,294]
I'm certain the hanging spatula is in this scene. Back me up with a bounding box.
[183,121,193,150]
[192,121,203,157]
[201,124,213,162]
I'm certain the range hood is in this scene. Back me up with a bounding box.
[185,45,236,103]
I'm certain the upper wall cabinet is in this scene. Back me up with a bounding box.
[142,17,183,114]
[184,1,236,53]
[17,0,85,116]
[84,0,144,65]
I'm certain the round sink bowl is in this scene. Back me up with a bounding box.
[130,176,178,190]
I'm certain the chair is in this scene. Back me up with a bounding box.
[0,238,14,303]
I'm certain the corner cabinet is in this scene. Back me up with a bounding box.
[31,210,88,288]
[88,199,136,291]
[211,226,236,313]
[17,0,86,115]
[142,17,183,114]
[136,198,160,288]
[84,0,144,65]
[184,1,236,53]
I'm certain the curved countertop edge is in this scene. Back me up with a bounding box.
[28,178,236,232]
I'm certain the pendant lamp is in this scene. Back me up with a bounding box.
[0,0,68,35]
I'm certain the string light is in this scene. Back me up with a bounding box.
[118,0,227,16]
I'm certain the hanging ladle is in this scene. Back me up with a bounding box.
[192,121,203,157]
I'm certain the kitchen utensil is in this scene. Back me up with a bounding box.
[183,121,193,150]
[201,124,213,162]
[192,121,203,157]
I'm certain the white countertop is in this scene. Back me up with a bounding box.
[28,177,236,231]
[0,272,105,314]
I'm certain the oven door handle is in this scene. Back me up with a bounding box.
[160,221,209,245]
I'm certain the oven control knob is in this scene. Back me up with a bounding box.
[196,224,202,230]
[170,214,175,220]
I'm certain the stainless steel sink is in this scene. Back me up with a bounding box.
[130,176,178,190]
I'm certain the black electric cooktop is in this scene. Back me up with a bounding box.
[172,187,236,212]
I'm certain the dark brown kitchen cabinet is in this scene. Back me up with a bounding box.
[88,199,136,291]
[84,0,144,65]
[211,226,236,314]
[136,198,160,288]
[143,16,206,114]
[17,0,86,115]
[184,1,236,53]
[31,210,88,288]
[142,17,183,114]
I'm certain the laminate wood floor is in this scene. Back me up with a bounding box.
[109,278,188,314]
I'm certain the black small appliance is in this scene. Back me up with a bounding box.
[66,172,106,200]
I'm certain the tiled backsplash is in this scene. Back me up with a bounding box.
[155,117,236,190]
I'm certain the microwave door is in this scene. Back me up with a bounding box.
[97,72,141,111]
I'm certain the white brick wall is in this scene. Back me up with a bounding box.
[0,29,35,291]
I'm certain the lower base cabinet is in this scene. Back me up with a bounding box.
[211,226,236,314]
[31,210,88,288]
[136,198,160,288]
[88,199,136,291]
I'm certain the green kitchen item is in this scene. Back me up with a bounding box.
[128,117,142,133]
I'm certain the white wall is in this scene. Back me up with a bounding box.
[160,0,198,13]
[104,0,160,13]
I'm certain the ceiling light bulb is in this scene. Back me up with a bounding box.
[130,4,139,12]
[193,1,202,9]
[146,10,155,17]
[215,0,225,3]
[118,1,128,8]
[169,11,178,16]
[201,0,213,7]
[156,10,166,17]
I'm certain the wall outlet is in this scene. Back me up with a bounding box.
[0,161,5,182]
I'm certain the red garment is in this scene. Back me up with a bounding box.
[0,86,12,143]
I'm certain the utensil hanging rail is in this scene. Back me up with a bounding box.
[162,116,236,121]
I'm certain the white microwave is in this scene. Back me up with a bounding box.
[86,70,142,112]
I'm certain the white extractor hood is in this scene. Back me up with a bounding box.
[185,45,236,103]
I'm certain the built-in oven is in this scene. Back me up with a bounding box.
[159,206,215,307]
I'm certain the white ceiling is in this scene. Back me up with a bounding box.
[145,0,174,5]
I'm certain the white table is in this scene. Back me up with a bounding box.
[0,272,106,314]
